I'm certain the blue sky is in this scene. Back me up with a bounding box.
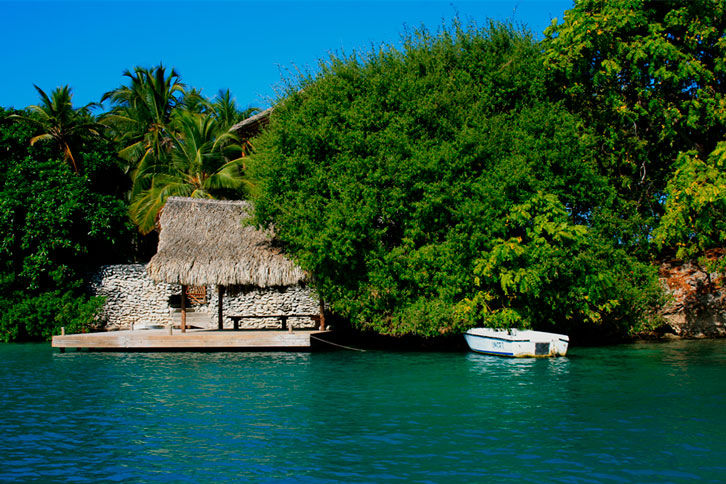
[1,1,573,111]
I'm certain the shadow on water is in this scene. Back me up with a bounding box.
[0,340,724,482]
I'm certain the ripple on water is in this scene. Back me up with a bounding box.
[0,342,725,482]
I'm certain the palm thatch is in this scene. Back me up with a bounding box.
[231,107,272,138]
[147,197,306,287]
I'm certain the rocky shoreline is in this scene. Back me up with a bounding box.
[653,250,725,339]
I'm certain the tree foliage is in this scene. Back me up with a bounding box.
[0,290,104,343]
[544,0,726,217]
[457,193,662,336]
[10,85,102,173]
[101,65,185,178]
[251,23,662,337]
[128,111,249,233]
[102,65,255,233]
[545,0,726,282]
[653,142,726,270]
[0,108,132,342]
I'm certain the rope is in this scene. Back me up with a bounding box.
[310,334,367,352]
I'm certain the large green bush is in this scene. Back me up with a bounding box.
[0,290,103,342]
[251,23,663,337]
[0,108,132,342]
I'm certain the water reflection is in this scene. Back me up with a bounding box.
[1,341,725,482]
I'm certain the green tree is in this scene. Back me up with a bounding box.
[10,85,102,173]
[544,0,726,219]
[129,111,248,233]
[251,23,660,337]
[103,66,255,234]
[0,155,131,341]
[0,156,130,289]
[178,87,210,115]
[210,89,260,156]
[652,141,726,271]
[0,109,133,342]
[457,193,662,337]
[0,290,104,342]
[101,65,185,181]
[1,107,51,170]
[212,89,259,128]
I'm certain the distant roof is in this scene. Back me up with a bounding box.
[147,197,306,287]
[231,107,273,138]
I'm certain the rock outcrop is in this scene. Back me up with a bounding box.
[658,250,725,338]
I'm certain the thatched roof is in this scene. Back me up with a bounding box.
[231,107,273,138]
[147,197,306,287]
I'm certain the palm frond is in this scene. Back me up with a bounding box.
[29,133,53,145]
[118,140,147,162]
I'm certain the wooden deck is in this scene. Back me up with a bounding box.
[52,328,331,352]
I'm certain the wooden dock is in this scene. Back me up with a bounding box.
[52,328,331,352]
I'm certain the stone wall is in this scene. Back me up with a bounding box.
[658,252,725,338]
[208,285,319,329]
[89,264,320,331]
[89,265,175,330]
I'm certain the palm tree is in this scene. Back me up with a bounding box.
[11,85,101,173]
[101,65,185,180]
[178,88,211,115]
[129,111,249,233]
[211,89,260,155]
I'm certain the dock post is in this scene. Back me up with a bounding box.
[180,285,187,333]
[319,300,326,331]
[218,285,225,330]
[61,327,65,336]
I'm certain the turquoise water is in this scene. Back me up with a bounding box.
[1,341,724,483]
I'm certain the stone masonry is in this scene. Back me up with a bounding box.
[89,264,320,331]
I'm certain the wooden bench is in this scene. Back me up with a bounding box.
[229,314,322,330]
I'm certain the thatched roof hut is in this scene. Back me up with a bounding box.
[147,197,305,288]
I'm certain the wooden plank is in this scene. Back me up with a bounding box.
[51,329,329,351]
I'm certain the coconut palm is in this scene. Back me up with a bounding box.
[129,111,249,233]
[101,65,185,179]
[211,89,260,155]
[11,85,101,173]
[211,89,244,128]
[178,88,211,115]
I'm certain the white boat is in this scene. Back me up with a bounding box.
[464,328,569,357]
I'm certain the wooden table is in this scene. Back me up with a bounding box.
[229,314,321,330]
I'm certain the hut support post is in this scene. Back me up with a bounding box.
[218,285,225,330]
[319,300,326,331]
[181,284,187,333]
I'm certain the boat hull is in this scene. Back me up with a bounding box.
[464,328,569,358]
